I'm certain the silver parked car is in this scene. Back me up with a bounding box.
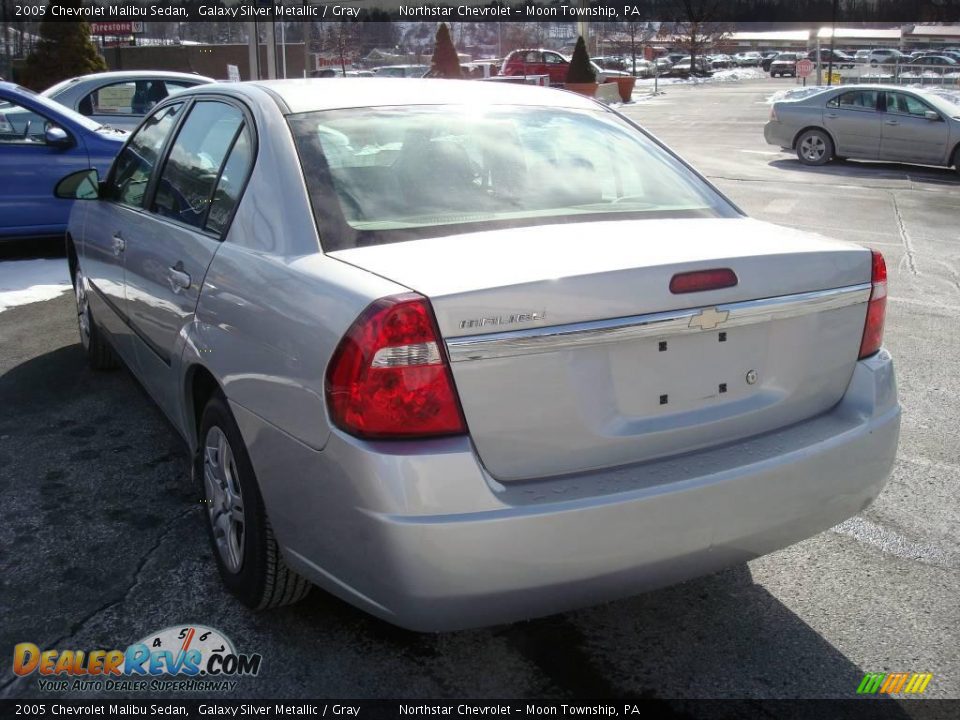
[765,84,960,173]
[56,79,900,631]
[42,70,215,129]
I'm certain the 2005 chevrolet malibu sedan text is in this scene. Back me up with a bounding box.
[56,79,900,631]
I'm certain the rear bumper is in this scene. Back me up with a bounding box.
[234,351,899,631]
[764,121,793,149]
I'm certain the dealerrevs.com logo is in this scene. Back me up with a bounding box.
[12,625,262,693]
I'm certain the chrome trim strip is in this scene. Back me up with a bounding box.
[445,283,872,363]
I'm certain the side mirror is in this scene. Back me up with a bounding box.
[55,168,100,200]
[924,110,941,121]
[44,125,73,147]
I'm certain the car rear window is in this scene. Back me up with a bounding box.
[288,105,736,251]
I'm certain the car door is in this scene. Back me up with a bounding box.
[822,89,882,159]
[0,93,90,237]
[879,91,951,165]
[82,102,185,361]
[542,51,568,84]
[122,98,253,421]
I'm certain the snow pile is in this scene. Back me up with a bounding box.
[766,84,960,106]
[0,258,72,313]
[924,87,960,105]
[766,86,831,104]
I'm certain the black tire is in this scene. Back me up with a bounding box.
[953,147,960,176]
[197,392,311,609]
[73,267,120,370]
[796,128,834,166]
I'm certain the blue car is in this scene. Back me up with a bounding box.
[0,81,126,241]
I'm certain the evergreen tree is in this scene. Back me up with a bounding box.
[565,36,597,84]
[22,0,106,91]
[430,23,461,79]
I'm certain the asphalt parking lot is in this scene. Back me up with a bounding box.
[1,78,957,701]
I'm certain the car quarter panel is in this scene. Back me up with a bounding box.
[764,100,825,149]
[182,87,409,451]
[186,247,406,453]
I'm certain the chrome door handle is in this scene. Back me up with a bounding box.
[826,113,838,118]
[885,120,899,125]
[111,234,125,256]
[168,267,191,293]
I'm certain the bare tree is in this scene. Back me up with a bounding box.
[671,0,731,76]
[607,21,658,75]
[317,22,360,75]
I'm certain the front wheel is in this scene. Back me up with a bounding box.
[796,129,833,166]
[197,392,311,609]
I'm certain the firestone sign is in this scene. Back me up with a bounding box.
[90,21,144,35]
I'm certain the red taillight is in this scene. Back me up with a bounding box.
[325,293,466,439]
[669,268,738,294]
[770,105,779,122]
[859,250,887,359]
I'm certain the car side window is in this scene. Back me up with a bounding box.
[151,101,244,230]
[544,53,565,65]
[828,91,878,111]
[0,99,50,145]
[886,92,933,117]
[205,124,254,235]
[109,102,184,208]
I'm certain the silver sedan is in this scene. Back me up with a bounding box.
[42,70,215,129]
[765,84,960,173]
[56,79,899,631]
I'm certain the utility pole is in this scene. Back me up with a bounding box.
[826,0,837,86]
[247,21,260,80]
[576,0,589,50]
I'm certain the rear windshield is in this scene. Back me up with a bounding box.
[288,104,736,250]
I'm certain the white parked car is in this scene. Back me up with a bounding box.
[42,70,214,130]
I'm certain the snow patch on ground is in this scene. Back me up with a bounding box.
[636,67,768,88]
[0,259,72,313]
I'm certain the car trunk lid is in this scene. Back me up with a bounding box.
[330,217,871,481]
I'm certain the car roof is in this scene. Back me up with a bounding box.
[236,78,600,114]
[56,70,216,83]
[0,80,33,96]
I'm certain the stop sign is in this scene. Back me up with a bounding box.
[797,59,815,77]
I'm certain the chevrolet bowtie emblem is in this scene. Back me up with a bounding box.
[689,307,729,331]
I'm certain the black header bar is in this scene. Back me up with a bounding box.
[5,1,960,23]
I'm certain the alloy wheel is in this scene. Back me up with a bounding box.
[800,135,826,162]
[203,425,245,573]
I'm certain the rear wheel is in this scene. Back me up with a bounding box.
[197,392,311,609]
[796,129,833,166]
[74,267,119,370]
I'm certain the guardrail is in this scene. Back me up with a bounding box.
[835,63,960,86]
